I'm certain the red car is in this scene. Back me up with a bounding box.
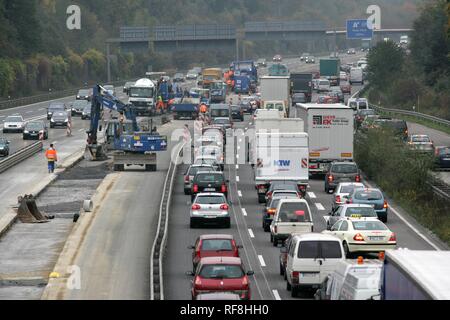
[188,257,254,300]
[340,84,352,94]
[317,95,336,104]
[189,234,242,272]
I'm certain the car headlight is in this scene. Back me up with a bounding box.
[76,96,80,99]
[24,130,29,133]
[65,118,68,122]
[0,147,4,150]
[51,119,55,122]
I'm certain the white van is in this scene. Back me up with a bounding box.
[339,266,382,300]
[326,259,383,300]
[285,233,345,297]
[349,67,364,85]
[270,199,313,246]
[317,79,331,92]
[347,98,369,113]
[262,100,288,118]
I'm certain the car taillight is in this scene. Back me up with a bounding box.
[194,277,202,286]
[383,201,388,209]
[242,276,248,287]
[389,233,396,241]
[267,208,276,215]
[274,226,277,233]
[184,175,189,182]
[353,233,365,241]
[221,184,227,193]
[355,175,361,182]
[266,191,272,198]
[328,175,334,182]
[335,195,341,203]
[257,184,265,189]
[299,185,306,191]
[193,184,198,193]
[292,271,299,284]
[192,204,201,210]
[220,204,229,210]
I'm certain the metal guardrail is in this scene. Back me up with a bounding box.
[0,79,137,111]
[150,143,184,300]
[245,21,327,32]
[0,142,43,174]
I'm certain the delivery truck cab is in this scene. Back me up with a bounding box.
[263,100,288,118]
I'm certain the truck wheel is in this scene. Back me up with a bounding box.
[190,219,196,229]
[280,263,284,276]
[286,280,292,291]
[114,164,124,171]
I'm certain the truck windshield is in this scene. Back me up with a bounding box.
[130,87,154,97]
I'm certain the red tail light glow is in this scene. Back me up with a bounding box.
[194,277,202,286]
[389,233,396,241]
[292,271,299,284]
[193,184,198,193]
[220,204,229,210]
[266,191,272,198]
[191,204,201,210]
[355,175,361,182]
[353,233,365,241]
[328,175,334,182]
[221,184,227,193]
[242,276,248,286]
[267,208,276,215]
[335,195,341,203]
[383,201,388,209]
[184,175,189,182]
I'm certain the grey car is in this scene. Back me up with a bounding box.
[327,204,378,230]
[190,193,230,228]
[71,100,89,116]
[50,110,70,128]
[291,93,307,106]
[183,164,216,195]
[325,162,361,193]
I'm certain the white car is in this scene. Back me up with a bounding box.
[317,79,331,92]
[339,72,348,81]
[332,182,365,210]
[270,199,313,246]
[327,204,378,230]
[324,217,397,257]
[2,115,26,133]
[195,145,224,169]
[194,155,221,171]
[186,71,198,80]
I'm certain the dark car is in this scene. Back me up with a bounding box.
[291,93,307,106]
[23,121,48,140]
[325,162,361,193]
[279,234,296,278]
[76,88,92,101]
[239,101,252,114]
[0,138,10,156]
[71,100,89,116]
[265,181,302,203]
[50,110,70,128]
[231,105,244,121]
[212,117,233,130]
[81,104,91,120]
[434,146,450,169]
[123,81,135,95]
[191,171,228,201]
[47,102,66,120]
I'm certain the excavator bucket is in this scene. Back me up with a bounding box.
[16,195,49,223]
[85,144,107,161]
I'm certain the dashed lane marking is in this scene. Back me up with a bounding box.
[308,192,316,199]
[315,203,325,211]
[236,165,239,169]
[236,176,240,182]
[238,190,242,197]
[248,228,255,238]
[242,208,247,216]
[258,255,266,267]
[273,290,282,300]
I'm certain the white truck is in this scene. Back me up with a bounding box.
[128,78,156,116]
[259,76,291,117]
[296,103,354,175]
[349,67,364,85]
[250,118,308,203]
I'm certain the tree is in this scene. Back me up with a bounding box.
[0,59,14,96]
[366,40,405,91]
[410,0,449,85]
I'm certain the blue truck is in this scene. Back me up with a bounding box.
[171,97,200,120]
[233,75,250,94]
[381,249,450,300]
[231,60,257,81]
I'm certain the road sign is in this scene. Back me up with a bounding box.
[346,19,373,39]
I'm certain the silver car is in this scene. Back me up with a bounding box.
[327,204,378,230]
[332,182,365,210]
[184,164,216,195]
[190,193,230,228]
[3,115,25,133]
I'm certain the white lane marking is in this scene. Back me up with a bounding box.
[26,110,33,114]
[258,255,266,267]
[236,176,240,182]
[315,203,325,211]
[245,127,248,130]
[237,145,240,150]
[308,192,316,199]
[236,154,240,159]
[249,122,253,126]
[248,228,255,238]
[364,181,441,251]
[242,208,247,216]
[272,290,282,300]
[236,165,239,169]
[52,141,58,144]
[38,108,44,111]
[238,190,242,197]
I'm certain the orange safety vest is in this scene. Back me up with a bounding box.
[45,148,57,161]
[200,104,208,113]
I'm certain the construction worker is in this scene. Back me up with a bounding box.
[199,103,208,114]
[156,95,164,112]
[45,144,58,173]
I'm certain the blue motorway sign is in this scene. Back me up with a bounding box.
[346,19,373,39]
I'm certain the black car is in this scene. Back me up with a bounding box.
[291,93,307,106]
[81,104,91,120]
[325,162,361,193]
[76,88,92,101]
[71,100,89,116]
[191,171,229,201]
[0,138,10,156]
[47,103,66,120]
[434,146,450,169]
[23,120,48,140]
[231,105,244,121]
[50,110,70,128]
[265,181,302,203]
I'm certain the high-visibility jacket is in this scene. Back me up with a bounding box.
[200,104,208,113]
[45,148,57,161]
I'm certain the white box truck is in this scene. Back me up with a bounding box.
[252,131,309,203]
[296,103,354,175]
[349,67,364,85]
[260,76,291,117]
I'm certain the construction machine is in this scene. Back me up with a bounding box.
[86,85,168,171]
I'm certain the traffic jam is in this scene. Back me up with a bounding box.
[169,54,416,301]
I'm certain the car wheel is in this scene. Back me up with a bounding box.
[343,242,351,258]
[382,216,387,223]
[286,280,292,291]
[190,219,196,229]
[280,263,284,276]
[263,223,270,232]
[324,185,329,193]
[291,286,299,298]
[270,234,273,243]
[184,188,190,195]
[191,195,195,202]
[273,237,278,247]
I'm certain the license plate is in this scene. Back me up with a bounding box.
[369,236,384,241]
[319,163,327,169]
[204,188,216,191]
[300,273,319,278]
[204,216,216,219]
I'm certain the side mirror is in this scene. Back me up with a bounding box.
[185,271,195,276]
[187,245,195,249]
[247,271,255,276]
